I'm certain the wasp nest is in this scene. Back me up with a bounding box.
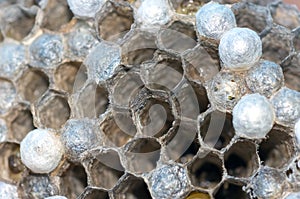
[0,0,300,198]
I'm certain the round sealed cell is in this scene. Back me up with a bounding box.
[0,79,17,115]
[20,129,63,174]
[219,27,262,71]
[136,0,172,28]
[285,192,300,199]
[295,119,300,144]
[61,119,100,161]
[0,119,7,143]
[208,71,246,112]
[233,93,275,139]
[148,164,190,199]
[196,2,236,40]
[271,87,300,127]
[45,196,68,199]
[246,60,284,98]
[0,181,18,198]
[84,41,121,83]
[67,28,98,59]
[251,167,285,199]
[0,41,26,78]
[29,33,64,68]
[67,0,106,18]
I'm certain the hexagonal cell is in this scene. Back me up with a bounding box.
[271,2,300,30]
[18,174,59,198]
[224,141,259,178]
[82,148,125,189]
[200,111,235,150]
[73,83,109,118]
[0,142,25,183]
[113,174,152,199]
[6,105,34,142]
[232,2,272,35]
[293,28,300,53]
[186,191,211,199]
[262,24,293,64]
[35,92,70,129]
[124,138,161,173]
[158,21,197,53]
[141,54,183,91]
[121,30,157,66]
[175,82,209,120]
[111,71,143,107]
[188,152,223,189]
[17,69,49,103]
[214,181,249,199]
[164,120,198,162]
[41,0,73,31]
[0,118,8,142]
[60,164,88,198]
[78,187,109,199]
[177,134,200,164]
[173,0,208,15]
[182,45,219,84]
[101,109,136,147]
[54,62,87,94]
[0,78,17,115]
[258,126,295,168]
[1,5,36,40]
[96,1,134,41]
[281,53,300,92]
[131,89,174,138]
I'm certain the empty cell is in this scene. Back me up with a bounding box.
[113,174,152,199]
[132,91,174,138]
[281,53,300,92]
[96,1,134,41]
[1,5,35,40]
[7,106,34,142]
[262,24,292,64]
[55,62,87,94]
[224,141,259,178]
[41,0,73,31]
[111,71,143,107]
[259,128,295,168]
[271,2,300,30]
[36,93,70,130]
[0,142,24,183]
[78,187,109,199]
[17,69,49,103]
[0,118,7,142]
[200,111,235,150]
[73,83,109,118]
[177,134,200,164]
[101,110,136,147]
[141,56,183,92]
[232,2,272,35]
[214,181,249,199]
[124,138,161,173]
[60,164,87,198]
[188,152,223,189]
[182,45,219,84]
[158,21,197,53]
[121,30,157,66]
[82,149,125,189]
